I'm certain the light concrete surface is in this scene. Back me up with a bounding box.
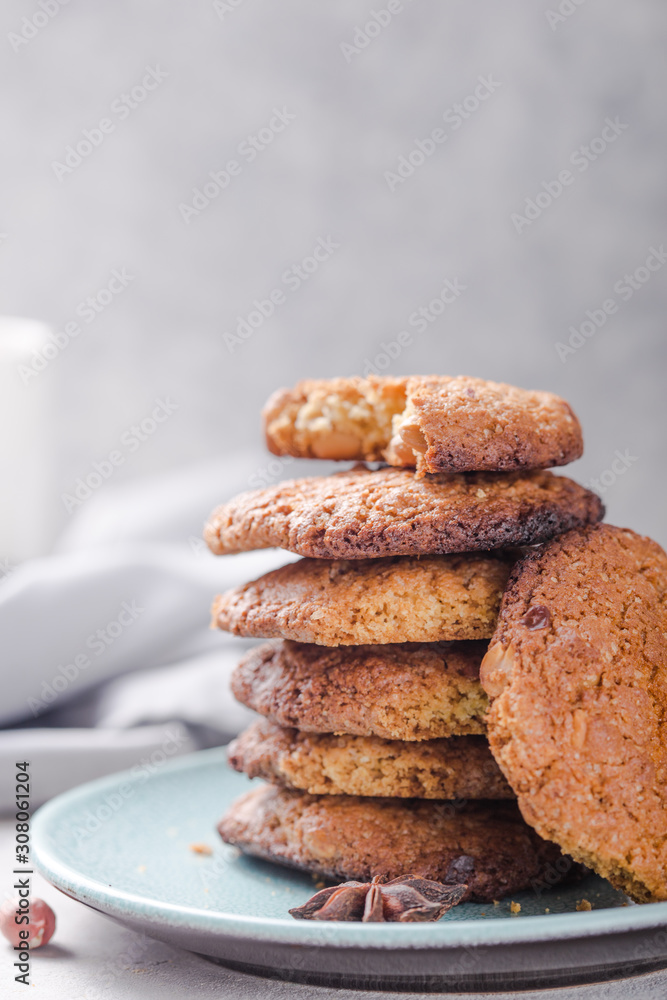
[0,821,665,999]
[0,0,665,552]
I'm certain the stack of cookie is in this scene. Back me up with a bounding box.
[204,376,608,903]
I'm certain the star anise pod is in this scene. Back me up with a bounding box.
[289,874,468,923]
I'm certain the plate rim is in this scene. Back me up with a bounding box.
[32,746,667,952]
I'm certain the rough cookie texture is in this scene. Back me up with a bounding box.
[218,784,572,902]
[263,375,583,475]
[212,553,513,644]
[204,465,604,559]
[228,719,513,799]
[232,640,489,739]
[481,524,667,903]
[263,376,406,461]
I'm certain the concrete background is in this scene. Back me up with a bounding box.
[0,0,666,548]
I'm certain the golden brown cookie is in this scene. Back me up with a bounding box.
[228,719,513,799]
[212,553,513,645]
[217,784,574,902]
[480,524,667,903]
[204,465,603,559]
[263,375,583,475]
[232,640,489,739]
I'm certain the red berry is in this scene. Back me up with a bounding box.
[0,897,56,948]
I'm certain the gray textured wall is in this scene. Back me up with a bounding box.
[1,0,666,546]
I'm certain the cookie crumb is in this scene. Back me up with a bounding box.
[576,899,592,911]
[510,901,521,915]
[544,907,550,913]
[189,843,213,855]
[493,900,500,906]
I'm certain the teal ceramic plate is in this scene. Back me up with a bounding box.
[32,747,667,991]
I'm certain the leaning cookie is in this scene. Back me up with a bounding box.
[228,720,513,799]
[232,640,489,740]
[218,785,576,902]
[212,553,513,645]
[263,375,583,475]
[481,524,667,903]
[204,465,603,559]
